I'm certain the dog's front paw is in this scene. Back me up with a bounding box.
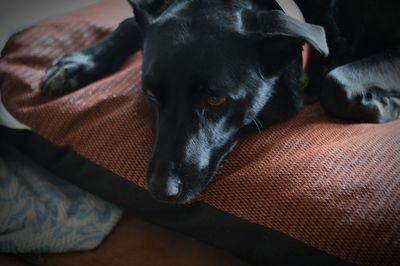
[41,52,97,96]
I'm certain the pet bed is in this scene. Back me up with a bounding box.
[1,0,399,265]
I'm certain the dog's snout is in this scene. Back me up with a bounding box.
[148,176,182,201]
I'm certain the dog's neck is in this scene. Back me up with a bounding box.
[275,0,310,70]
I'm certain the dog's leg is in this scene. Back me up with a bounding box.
[320,49,400,123]
[41,18,141,96]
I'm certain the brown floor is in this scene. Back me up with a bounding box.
[0,214,248,266]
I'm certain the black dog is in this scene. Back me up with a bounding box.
[41,0,400,203]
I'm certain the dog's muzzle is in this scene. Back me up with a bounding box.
[147,175,183,201]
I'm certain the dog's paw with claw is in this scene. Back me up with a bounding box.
[41,52,97,96]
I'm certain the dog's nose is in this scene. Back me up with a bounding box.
[148,177,182,201]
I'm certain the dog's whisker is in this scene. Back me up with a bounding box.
[253,118,262,133]
[255,117,264,130]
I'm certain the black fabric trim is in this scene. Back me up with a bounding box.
[1,126,349,266]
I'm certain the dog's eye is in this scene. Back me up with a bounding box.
[145,89,156,98]
[207,97,226,107]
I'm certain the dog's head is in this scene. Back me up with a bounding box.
[128,0,329,203]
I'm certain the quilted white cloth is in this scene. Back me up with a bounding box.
[0,141,122,253]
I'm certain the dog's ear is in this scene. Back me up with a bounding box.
[127,0,174,28]
[246,10,329,57]
[128,0,152,28]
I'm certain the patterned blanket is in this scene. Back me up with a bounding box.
[0,141,122,253]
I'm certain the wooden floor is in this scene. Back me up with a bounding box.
[0,214,248,266]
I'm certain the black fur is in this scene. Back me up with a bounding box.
[41,0,400,203]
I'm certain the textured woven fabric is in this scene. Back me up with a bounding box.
[1,0,399,264]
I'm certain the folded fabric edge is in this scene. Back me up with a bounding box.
[0,92,31,130]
